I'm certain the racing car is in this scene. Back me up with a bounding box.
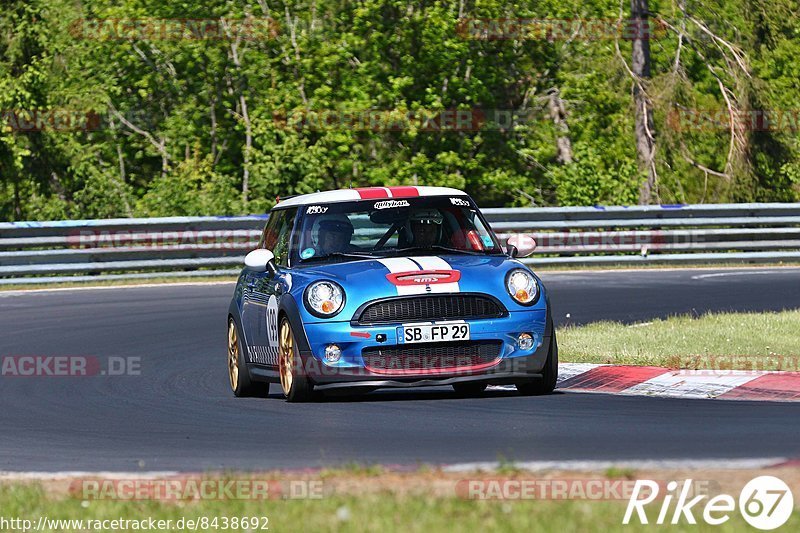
[227,186,557,401]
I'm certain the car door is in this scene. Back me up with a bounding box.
[241,208,297,368]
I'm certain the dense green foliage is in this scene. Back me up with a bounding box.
[1,0,798,220]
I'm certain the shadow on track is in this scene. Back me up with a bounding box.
[262,388,567,403]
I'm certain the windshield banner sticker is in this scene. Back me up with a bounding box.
[374,200,410,209]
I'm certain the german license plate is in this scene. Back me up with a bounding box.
[401,323,470,344]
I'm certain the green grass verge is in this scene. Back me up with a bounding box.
[559,310,800,369]
[0,483,785,532]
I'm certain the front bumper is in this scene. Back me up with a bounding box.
[298,310,550,388]
[308,351,550,390]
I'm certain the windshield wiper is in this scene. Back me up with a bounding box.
[382,245,489,256]
[301,251,378,263]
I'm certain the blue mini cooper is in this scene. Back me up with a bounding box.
[227,186,557,401]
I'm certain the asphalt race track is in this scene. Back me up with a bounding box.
[2,267,800,472]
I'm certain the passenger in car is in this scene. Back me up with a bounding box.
[316,216,356,255]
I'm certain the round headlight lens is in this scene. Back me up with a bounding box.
[305,281,345,317]
[506,269,538,305]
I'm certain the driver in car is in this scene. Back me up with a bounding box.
[407,209,443,248]
[316,215,356,256]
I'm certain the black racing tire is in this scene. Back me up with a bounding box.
[516,331,558,396]
[452,382,488,397]
[278,317,314,403]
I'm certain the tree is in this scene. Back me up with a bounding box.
[630,0,657,204]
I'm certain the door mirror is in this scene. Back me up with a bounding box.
[506,234,537,258]
[244,249,277,273]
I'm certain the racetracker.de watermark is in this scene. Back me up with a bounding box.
[4,107,542,134]
[667,108,800,133]
[68,17,280,41]
[667,355,800,373]
[1,109,101,132]
[66,229,259,250]
[270,108,537,132]
[69,477,323,501]
[290,353,565,379]
[501,230,698,252]
[456,17,668,41]
[0,356,140,377]
[456,478,719,501]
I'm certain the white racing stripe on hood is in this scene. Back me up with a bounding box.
[376,257,419,272]
[411,256,460,293]
[377,257,427,295]
[377,256,460,295]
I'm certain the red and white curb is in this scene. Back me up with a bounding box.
[441,457,795,472]
[550,363,800,402]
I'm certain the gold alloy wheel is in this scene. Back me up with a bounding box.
[227,320,240,392]
[279,319,294,396]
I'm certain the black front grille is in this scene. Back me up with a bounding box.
[362,341,502,372]
[356,294,506,325]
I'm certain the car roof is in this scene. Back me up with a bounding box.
[274,186,469,208]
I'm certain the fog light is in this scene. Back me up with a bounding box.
[517,333,534,350]
[324,344,341,363]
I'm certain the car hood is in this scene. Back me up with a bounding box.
[289,254,545,321]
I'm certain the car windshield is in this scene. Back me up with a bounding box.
[294,196,503,263]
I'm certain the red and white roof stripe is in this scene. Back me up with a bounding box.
[276,186,467,207]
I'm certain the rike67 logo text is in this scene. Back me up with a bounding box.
[624,476,794,530]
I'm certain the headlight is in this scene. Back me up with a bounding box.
[304,281,345,317]
[506,269,538,305]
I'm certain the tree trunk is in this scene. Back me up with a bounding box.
[240,93,252,207]
[229,27,252,208]
[631,0,657,204]
[210,93,218,164]
[547,87,573,164]
[13,177,21,219]
[116,143,133,216]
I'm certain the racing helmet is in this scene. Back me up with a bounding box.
[313,214,354,250]
[409,209,444,226]
[406,208,443,245]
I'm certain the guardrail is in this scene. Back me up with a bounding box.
[1,203,799,284]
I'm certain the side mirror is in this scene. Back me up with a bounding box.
[506,234,537,258]
[244,249,277,274]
